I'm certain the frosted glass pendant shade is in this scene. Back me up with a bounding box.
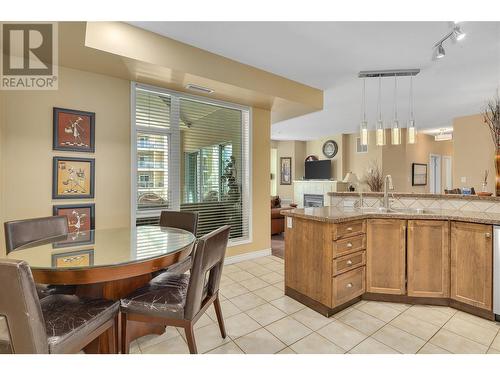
[376,120,385,146]
[391,121,401,145]
[360,121,368,146]
[407,120,417,144]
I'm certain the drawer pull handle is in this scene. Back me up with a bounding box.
[346,242,353,248]
[346,260,353,266]
[346,283,353,289]
[346,227,353,231]
[485,233,491,238]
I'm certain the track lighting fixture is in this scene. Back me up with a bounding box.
[432,23,466,61]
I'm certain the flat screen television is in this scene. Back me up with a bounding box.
[305,160,332,180]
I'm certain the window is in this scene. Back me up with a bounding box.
[356,137,368,153]
[132,83,251,244]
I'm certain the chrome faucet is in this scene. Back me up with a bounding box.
[383,175,394,210]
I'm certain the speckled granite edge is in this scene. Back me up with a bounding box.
[328,192,499,201]
[282,207,500,225]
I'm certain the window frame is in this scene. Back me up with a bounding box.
[131,82,253,246]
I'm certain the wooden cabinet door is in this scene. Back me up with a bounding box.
[366,219,406,295]
[407,220,450,298]
[451,222,493,311]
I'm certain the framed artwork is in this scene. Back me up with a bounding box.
[51,249,94,268]
[53,107,95,152]
[280,157,292,185]
[52,157,95,199]
[412,163,428,186]
[322,140,339,158]
[53,203,95,232]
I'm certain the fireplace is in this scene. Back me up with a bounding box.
[303,194,324,207]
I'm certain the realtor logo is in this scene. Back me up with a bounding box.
[1,22,58,90]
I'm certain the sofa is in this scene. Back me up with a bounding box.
[271,196,295,235]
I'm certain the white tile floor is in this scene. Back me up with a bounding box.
[130,255,500,354]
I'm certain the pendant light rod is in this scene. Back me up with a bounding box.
[409,75,414,120]
[377,76,382,121]
[362,78,367,122]
[393,75,398,120]
[358,69,420,78]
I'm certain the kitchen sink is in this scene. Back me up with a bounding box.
[389,207,431,214]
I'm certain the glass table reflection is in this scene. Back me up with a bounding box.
[6,226,196,271]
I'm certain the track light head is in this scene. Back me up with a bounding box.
[434,44,445,59]
[452,26,466,41]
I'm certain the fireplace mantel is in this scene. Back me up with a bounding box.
[293,180,348,208]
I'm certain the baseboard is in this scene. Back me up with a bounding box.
[224,248,272,265]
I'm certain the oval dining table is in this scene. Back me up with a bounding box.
[6,225,196,353]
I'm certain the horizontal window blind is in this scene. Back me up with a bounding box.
[133,84,251,243]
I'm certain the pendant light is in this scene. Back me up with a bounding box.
[391,75,401,145]
[359,78,368,146]
[375,76,386,146]
[407,75,417,144]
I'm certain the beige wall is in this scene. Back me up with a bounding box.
[453,114,496,194]
[344,132,382,190]
[229,108,270,257]
[404,132,453,193]
[299,129,452,194]
[306,134,344,181]
[0,67,271,257]
[270,140,307,201]
[0,67,131,256]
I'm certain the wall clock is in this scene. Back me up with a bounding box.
[322,140,338,158]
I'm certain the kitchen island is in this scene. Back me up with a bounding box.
[282,205,499,321]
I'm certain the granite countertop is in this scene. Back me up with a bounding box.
[282,206,500,225]
[329,192,500,202]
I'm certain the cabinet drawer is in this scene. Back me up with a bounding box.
[332,266,365,307]
[333,234,366,258]
[334,220,365,240]
[333,250,366,276]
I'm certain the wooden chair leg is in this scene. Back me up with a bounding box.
[213,295,226,338]
[121,312,130,354]
[184,324,198,354]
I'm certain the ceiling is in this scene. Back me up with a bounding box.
[130,21,500,140]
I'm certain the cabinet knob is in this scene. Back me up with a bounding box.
[346,283,353,289]
[346,260,353,266]
[485,232,491,238]
[346,242,353,248]
[346,227,353,231]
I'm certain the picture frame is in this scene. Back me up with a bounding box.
[412,163,428,186]
[53,107,95,153]
[52,156,95,199]
[53,203,95,232]
[280,157,292,185]
[51,248,94,268]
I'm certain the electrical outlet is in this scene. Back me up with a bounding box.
[461,177,467,183]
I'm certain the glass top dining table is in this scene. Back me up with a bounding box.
[6,226,196,271]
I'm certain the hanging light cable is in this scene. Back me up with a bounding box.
[375,76,385,146]
[407,75,417,144]
[359,78,368,146]
[391,75,401,145]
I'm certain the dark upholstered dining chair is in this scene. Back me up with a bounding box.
[4,216,76,299]
[4,216,69,252]
[155,210,199,275]
[120,225,231,354]
[0,259,119,354]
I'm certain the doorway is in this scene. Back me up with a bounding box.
[429,154,442,194]
[443,156,453,191]
[270,148,278,196]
